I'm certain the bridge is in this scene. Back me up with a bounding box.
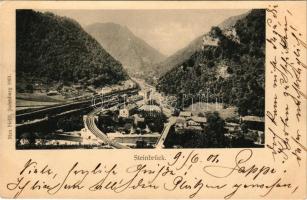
[155,117,177,148]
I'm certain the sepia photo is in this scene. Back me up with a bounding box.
[16,9,266,149]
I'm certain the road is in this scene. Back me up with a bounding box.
[84,108,130,149]
[132,77,173,117]
[155,117,177,148]
[132,77,176,148]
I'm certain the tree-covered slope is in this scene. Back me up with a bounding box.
[153,11,249,78]
[157,9,265,116]
[16,10,128,89]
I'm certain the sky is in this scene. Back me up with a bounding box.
[43,9,248,56]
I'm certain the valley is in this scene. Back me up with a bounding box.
[16,9,265,149]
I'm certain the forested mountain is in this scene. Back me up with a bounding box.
[16,10,128,90]
[218,12,249,29]
[157,9,265,116]
[153,12,249,77]
[85,23,166,76]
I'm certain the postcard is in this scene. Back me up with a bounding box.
[0,1,306,199]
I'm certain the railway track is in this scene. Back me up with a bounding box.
[84,108,130,149]
[16,88,139,123]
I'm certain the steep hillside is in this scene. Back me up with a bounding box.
[85,23,166,76]
[16,10,128,91]
[218,12,249,29]
[157,9,265,116]
[154,11,249,78]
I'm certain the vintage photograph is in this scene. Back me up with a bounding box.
[16,9,265,149]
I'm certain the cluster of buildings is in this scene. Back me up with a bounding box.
[173,110,264,145]
[117,103,163,130]
[97,101,164,147]
[175,111,207,133]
